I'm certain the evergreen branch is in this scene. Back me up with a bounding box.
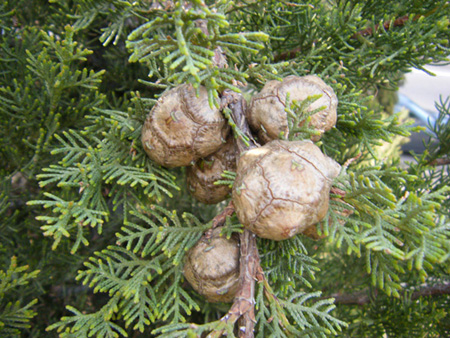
[282,292,347,337]
[47,295,127,338]
[120,287,156,332]
[275,8,439,61]
[68,0,145,45]
[358,214,404,260]
[254,280,286,337]
[40,25,92,63]
[255,264,346,338]
[260,236,319,295]
[32,98,180,251]
[89,108,140,135]
[26,32,104,93]
[0,257,40,298]
[68,0,112,30]
[117,205,208,261]
[403,214,450,272]
[0,299,38,335]
[76,246,162,300]
[244,59,287,84]
[126,0,268,105]
[49,246,170,334]
[0,257,39,336]
[153,229,261,338]
[29,193,108,250]
[255,272,298,338]
[0,3,14,31]
[215,169,236,188]
[208,200,235,231]
[328,165,450,295]
[50,131,91,166]
[286,93,326,141]
[37,165,83,188]
[155,265,200,323]
[50,226,200,334]
[424,96,450,165]
[98,1,145,46]
[103,163,152,187]
[366,251,403,297]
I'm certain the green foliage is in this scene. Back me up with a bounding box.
[126,0,269,106]
[1,0,450,336]
[259,236,319,294]
[156,288,347,337]
[286,94,326,141]
[28,97,180,253]
[47,206,214,336]
[407,96,450,212]
[331,271,450,337]
[0,24,105,175]
[320,164,450,296]
[0,257,39,336]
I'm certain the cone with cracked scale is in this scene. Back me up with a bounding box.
[232,140,341,241]
[141,84,229,168]
[183,228,240,303]
[247,75,337,143]
[187,136,237,204]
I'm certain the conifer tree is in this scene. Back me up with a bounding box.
[1,0,449,337]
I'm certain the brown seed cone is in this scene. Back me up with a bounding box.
[187,137,237,204]
[232,140,341,241]
[141,84,229,168]
[183,228,240,303]
[247,75,338,143]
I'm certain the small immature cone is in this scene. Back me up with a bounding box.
[141,84,229,168]
[247,75,338,143]
[187,137,237,204]
[183,228,240,303]
[232,140,341,241]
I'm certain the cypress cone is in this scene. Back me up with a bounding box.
[183,228,240,303]
[247,75,338,143]
[232,140,341,241]
[141,84,229,168]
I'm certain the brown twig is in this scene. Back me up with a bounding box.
[330,187,347,198]
[205,201,235,240]
[229,229,258,337]
[330,289,377,306]
[221,89,259,153]
[274,47,302,62]
[329,281,450,306]
[208,230,259,338]
[410,282,450,300]
[353,5,439,39]
[427,158,450,166]
[206,91,261,338]
[351,15,411,39]
[343,153,362,168]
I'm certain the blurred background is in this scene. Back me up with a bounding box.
[396,63,450,154]
[400,63,450,112]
